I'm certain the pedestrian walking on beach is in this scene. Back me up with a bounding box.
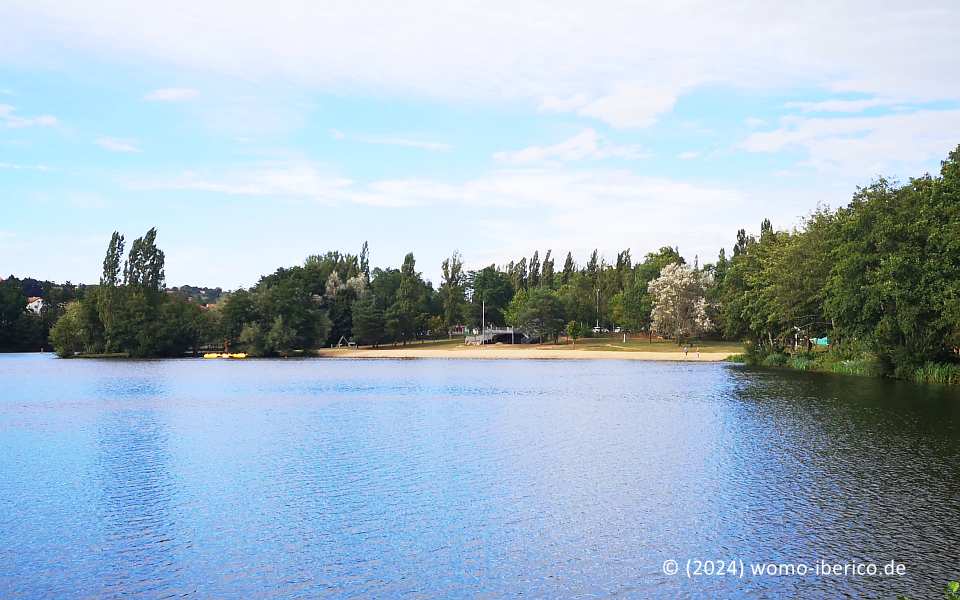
[683,345,689,360]
[696,346,700,359]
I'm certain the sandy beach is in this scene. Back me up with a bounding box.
[314,345,736,361]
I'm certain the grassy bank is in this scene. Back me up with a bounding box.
[568,338,744,354]
[738,344,960,385]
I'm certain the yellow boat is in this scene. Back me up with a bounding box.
[203,352,248,359]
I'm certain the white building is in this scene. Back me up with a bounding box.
[26,297,44,314]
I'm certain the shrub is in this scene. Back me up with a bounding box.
[788,356,815,371]
[49,303,85,358]
[913,362,960,385]
[238,322,265,356]
[826,357,883,377]
[761,352,788,367]
[743,340,766,365]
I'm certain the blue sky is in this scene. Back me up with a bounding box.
[2,1,960,288]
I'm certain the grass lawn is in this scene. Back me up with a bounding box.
[570,337,745,353]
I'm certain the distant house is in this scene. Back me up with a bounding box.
[26,297,44,314]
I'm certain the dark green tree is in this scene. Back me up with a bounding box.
[440,251,466,328]
[352,295,385,346]
[561,252,575,284]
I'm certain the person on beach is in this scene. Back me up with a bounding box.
[696,346,700,359]
[683,345,689,359]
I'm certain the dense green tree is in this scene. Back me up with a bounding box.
[586,249,599,280]
[0,277,27,338]
[541,250,555,288]
[561,252,575,284]
[467,266,514,326]
[155,298,205,356]
[123,228,165,291]
[252,272,331,352]
[557,271,596,328]
[370,267,401,310]
[265,316,297,356]
[509,288,565,342]
[97,232,125,342]
[504,288,528,327]
[220,289,256,343]
[359,241,370,280]
[528,251,541,288]
[440,251,466,328]
[351,295,385,346]
[238,322,265,356]
[49,302,88,357]
[386,253,429,344]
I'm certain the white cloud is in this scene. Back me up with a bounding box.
[784,98,899,113]
[0,162,51,171]
[111,159,841,286]
[136,164,437,207]
[494,129,648,163]
[95,137,140,153]
[140,163,353,201]
[577,83,680,129]
[539,85,682,129]
[449,168,752,271]
[4,2,959,121]
[330,130,451,152]
[0,104,57,128]
[744,117,767,129]
[144,87,199,101]
[349,179,459,207]
[740,109,960,173]
[539,94,590,112]
[677,151,700,160]
[135,160,743,219]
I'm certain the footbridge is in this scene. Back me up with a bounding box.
[464,326,532,345]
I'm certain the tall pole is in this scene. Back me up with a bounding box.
[596,288,600,329]
[482,299,485,344]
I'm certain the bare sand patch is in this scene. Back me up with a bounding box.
[314,345,734,361]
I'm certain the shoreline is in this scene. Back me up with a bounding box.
[313,346,736,361]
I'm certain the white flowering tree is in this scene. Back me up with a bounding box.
[647,262,713,342]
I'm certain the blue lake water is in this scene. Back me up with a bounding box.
[2,353,959,598]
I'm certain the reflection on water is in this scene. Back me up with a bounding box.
[1,353,959,598]
[95,409,180,597]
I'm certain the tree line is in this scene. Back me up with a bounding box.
[0,276,87,352]
[716,146,960,381]
[7,145,960,382]
[38,231,711,357]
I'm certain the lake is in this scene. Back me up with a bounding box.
[2,353,959,598]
